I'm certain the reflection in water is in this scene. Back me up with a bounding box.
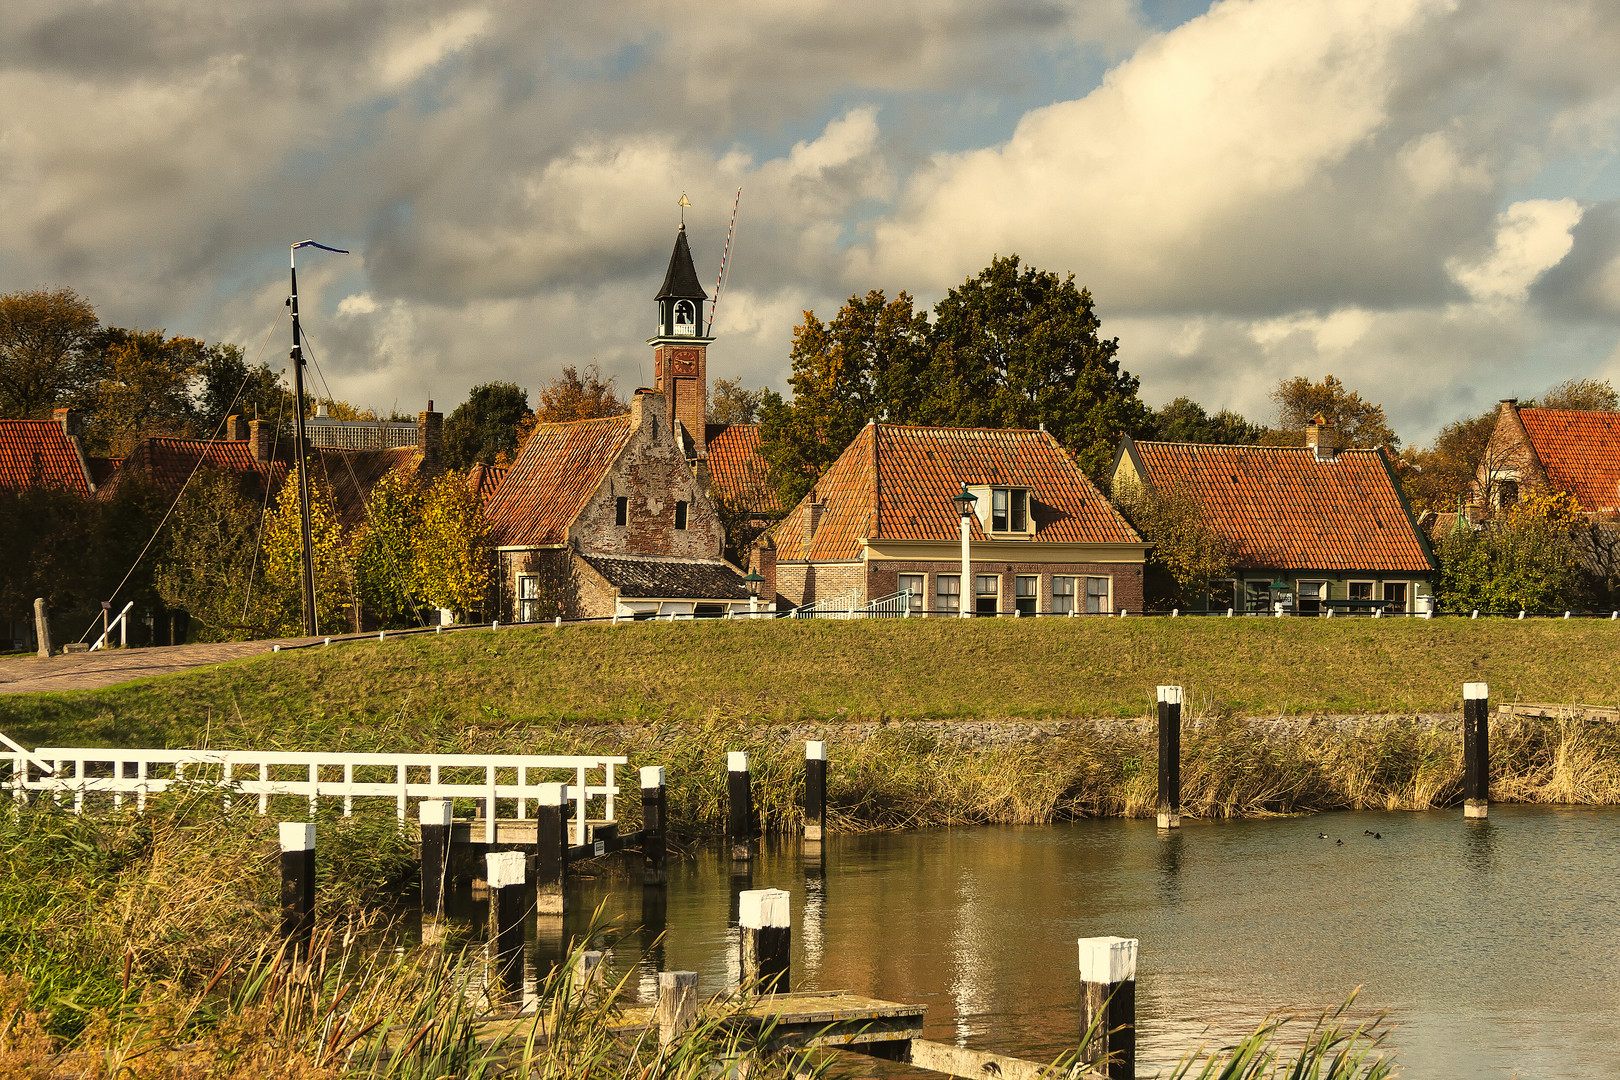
[638,887,667,1001]
[424,807,1620,1079]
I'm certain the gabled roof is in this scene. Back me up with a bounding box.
[483,414,633,547]
[705,423,779,513]
[105,437,286,502]
[775,424,1140,562]
[655,226,708,301]
[312,447,424,529]
[465,462,508,506]
[580,554,747,599]
[1517,408,1620,513]
[0,420,93,496]
[1120,439,1433,573]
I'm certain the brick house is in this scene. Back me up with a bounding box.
[1111,424,1436,614]
[1474,398,1620,516]
[766,422,1147,616]
[0,410,101,649]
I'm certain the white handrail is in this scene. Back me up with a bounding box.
[90,601,134,651]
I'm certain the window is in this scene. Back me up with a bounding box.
[1052,576,1076,614]
[674,299,696,336]
[988,488,1031,533]
[518,574,543,622]
[1015,575,1039,616]
[674,501,688,530]
[1348,581,1373,602]
[898,574,925,613]
[1246,580,1271,613]
[1086,576,1110,614]
[1382,581,1408,611]
[615,496,628,527]
[1298,581,1326,617]
[694,603,725,619]
[936,574,960,614]
[976,574,1000,615]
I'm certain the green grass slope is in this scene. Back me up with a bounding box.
[3,618,1617,749]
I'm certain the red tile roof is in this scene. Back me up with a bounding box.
[0,420,92,496]
[312,447,423,529]
[106,437,288,502]
[775,424,1139,562]
[1124,440,1433,572]
[483,414,633,547]
[1517,408,1620,513]
[705,423,779,512]
[465,462,508,506]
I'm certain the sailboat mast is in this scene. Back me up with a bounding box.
[288,254,319,637]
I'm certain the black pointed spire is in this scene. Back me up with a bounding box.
[656,226,708,301]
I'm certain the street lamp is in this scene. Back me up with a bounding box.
[743,571,764,618]
[952,486,977,619]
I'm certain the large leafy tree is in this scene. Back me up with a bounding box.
[195,347,300,431]
[1435,492,1583,613]
[153,467,268,641]
[709,377,766,424]
[1535,378,1619,411]
[412,471,493,616]
[1399,409,1497,513]
[0,288,102,418]
[87,328,212,454]
[1145,397,1262,445]
[261,467,352,636]
[533,364,626,423]
[443,381,532,469]
[1111,475,1233,609]
[1267,375,1400,450]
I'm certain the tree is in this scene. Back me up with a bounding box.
[195,346,297,432]
[87,328,209,454]
[709,377,766,425]
[1435,491,1583,613]
[153,467,268,641]
[1398,409,1497,513]
[1112,475,1233,609]
[352,469,423,627]
[1268,375,1400,450]
[260,467,352,636]
[1533,378,1619,412]
[533,363,627,423]
[0,288,103,418]
[412,472,493,617]
[1145,397,1262,445]
[928,257,1148,477]
[442,382,532,469]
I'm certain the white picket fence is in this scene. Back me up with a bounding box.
[1,735,626,846]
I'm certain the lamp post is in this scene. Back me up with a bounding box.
[743,571,764,619]
[952,486,977,619]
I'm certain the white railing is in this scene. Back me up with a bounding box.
[861,589,916,618]
[788,589,861,619]
[3,740,626,846]
[90,600,135,651]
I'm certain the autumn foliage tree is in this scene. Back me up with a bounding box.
[0,288,102,418]
[261,467,352,636]
[1435,491,1584,613]
[153,468,268,640]
[1267,375,1400,450]
[1111,475,1233,609]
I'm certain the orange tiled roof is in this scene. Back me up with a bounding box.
[312,447,423,529]
[775,424,1140,562]
[483,414,633,547]
[1126,440,1433,572]
[465,462,508,506]
[1518,408,1620,513]
[0,421,91,496]
[705,423,779,512]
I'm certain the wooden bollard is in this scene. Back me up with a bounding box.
[1463,682,1490,819]
[279,823,316,957]
[571,949,605,1002]
[1156,686,1182,830]
[727,752,754,862]
[739,887,790,993]
[486,850,527,984]
[658,971,699,1045]
[1078,936,1137,1080]
[535,782,569,915]
[420,799,453,917]
[641,767,668,886]
[33,597,51,657]
[804,741,826,842]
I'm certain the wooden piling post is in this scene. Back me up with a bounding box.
[1463,682,1490,819]
[739,887,790,994]
[804,740,826,842]
[535,781,569,915]
[1156,686,1182,830]
[33,598,50,657]
[279,823,316,957]
[1078,936,1137,1080]
[641,766,667,886]
[727,752,753,862]
[657,971,700,1045]
[486,850,527,985]
[420,799,453,917]
[571,949,605,1002]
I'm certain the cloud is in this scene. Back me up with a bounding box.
[1449,199,1583,303]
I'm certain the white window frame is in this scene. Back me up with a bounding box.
[898,573,925,613]
[1085,576,1111,614]
[517,573,543,623]
[1297,580,1327,616]
[674,299,696,336]
[975,574,1001,616]
[1347,580,1375,607]
[1381,580,1410,612]
[1052,575,1077,615]
[1014,575,1039,616]
[936,574,961,614]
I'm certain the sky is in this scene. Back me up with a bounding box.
[3,0,1619,445]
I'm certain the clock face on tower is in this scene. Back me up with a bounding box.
[669,348,700,376]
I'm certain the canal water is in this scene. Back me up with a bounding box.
[438,805,1620,1079]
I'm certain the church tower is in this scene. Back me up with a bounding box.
[648,222,712,459]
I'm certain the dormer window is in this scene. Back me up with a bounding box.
[674,300,696,336]
[991,488,1028,532]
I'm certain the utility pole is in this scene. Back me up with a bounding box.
[287,240,349,638]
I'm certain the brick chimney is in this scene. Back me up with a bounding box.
[249,418,277,463]
[225,414,249,442]
[803,498,825,545]
[53,408,82,438]
[417,400,443,473]
[1305,414,1338,461]
[752,537,777,607]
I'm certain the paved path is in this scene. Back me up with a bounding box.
[0,639,313,696]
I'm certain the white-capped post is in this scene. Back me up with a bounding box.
[1156,686,1182,830]
[419,799,453,917]
[485,850,527,986]
[1078,936,1138,1080]
[1463,682,1490,819]
[641,766,668,886]
[535,781,569,914]
[728,751,754,861]
[739,887,791,993]
[804,741,826,842]
[279,822,317,956]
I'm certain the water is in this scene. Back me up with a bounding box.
[438,806,1620,1079]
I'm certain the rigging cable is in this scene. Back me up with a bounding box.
[706,186,742,336]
